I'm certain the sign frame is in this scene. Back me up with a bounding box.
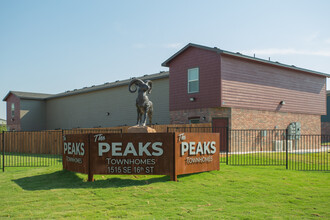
[63,132,220,181]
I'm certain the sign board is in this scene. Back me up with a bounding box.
[63,132,219,181]
[90,133,174,175]
[174,132,219,177]
[63,134,89,174]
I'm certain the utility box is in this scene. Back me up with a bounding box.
[287,122,301,140]
[273,140,283,151]
[273,140,293,152]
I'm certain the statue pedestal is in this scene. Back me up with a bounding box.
[127,126,156,133]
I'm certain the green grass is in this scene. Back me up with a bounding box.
[0,164,329,219]
[228,152,329,170]
[228,152,287,165]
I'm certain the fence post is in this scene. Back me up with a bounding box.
[286,129,288,170]
[226,127,229,165]
[2,131,4,172]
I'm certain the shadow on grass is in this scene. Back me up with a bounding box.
[12,170,169,191]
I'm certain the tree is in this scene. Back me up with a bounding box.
[0,125,7,132]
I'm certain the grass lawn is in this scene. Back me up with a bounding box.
[227,152,329,171]
[0,164,329,219]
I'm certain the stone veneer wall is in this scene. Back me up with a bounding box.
[170,107,231,124]
[170,107,321,134]
[231,108,321,134]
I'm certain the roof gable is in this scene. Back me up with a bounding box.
[3,91,53,101]
[162,43,330,78]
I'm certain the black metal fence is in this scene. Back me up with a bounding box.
[287,135,329,171]
[169,127,330,171]
[0,128,122,171]
[229,129,287,166]
[1,127,329,171]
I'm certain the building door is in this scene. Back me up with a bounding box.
[212,118,228,152]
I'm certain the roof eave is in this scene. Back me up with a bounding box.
[3,91,52,101]
[162,43,330,77]
[2,91,14,101]
[221,51,330,77]
[48,71,169,99]
[161,43,222,67]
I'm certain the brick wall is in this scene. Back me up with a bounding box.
[170,107,320,134]
[321,122,330,135]
[231,108,321,134]
[170,107,230,124]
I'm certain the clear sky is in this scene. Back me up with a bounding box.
[1,0,330,120]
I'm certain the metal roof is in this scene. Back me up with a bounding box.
[49,71,169,99]
[3,71,169,102]
[3,91,53,101]
[162,43,330,78]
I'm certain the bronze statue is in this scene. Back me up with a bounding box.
[129,78,153,126]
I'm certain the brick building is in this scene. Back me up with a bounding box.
[3,43,329,134]
[162,43,329,134]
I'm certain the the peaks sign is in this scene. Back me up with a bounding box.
[90,133,173,176]
[176,133,219,176]
[63,132,219,181]
[63,134,89,174]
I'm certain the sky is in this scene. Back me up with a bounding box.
[1,0,330,120]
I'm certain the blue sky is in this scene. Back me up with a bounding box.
[1,0,330,120]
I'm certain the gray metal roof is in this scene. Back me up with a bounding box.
[49,71,169,99]
[3,91,53,101]
[3,72,169,101]
[162,43,330,78]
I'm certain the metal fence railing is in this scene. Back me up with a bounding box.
[287,135,329,171]
[228,129,287,166]
[167,127,329,171]
[1,127,329,171]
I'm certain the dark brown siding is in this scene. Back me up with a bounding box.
[169,47,221,111]
[221,54,326,115]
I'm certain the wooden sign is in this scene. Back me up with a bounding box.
[89,133,174,176]
[63,134,89,174]
[173,132,220,181]
[63,132,220,181]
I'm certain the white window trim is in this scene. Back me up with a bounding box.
[11,103,15,118]
[188,67,199,94]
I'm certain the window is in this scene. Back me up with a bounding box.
[11,103,15,118]
[188,68,199,93]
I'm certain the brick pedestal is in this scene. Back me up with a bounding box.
[127,126,156,133]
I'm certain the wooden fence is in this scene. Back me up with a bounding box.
[106,123,212,133]
[0,123,212,155]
